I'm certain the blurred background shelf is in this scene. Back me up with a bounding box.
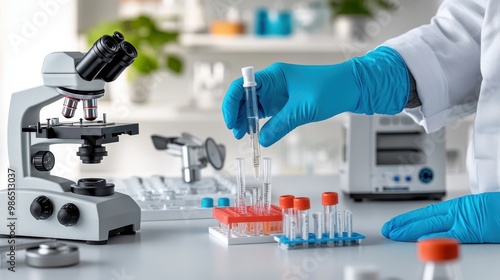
[99,101,223,122]
[179,34,375,53]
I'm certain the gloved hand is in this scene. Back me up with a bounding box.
[381,192,500,243]
[222,46,410,147]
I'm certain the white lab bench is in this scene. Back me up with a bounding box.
[1,174,498,280]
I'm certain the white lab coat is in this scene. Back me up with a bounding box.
[383,0,500,193]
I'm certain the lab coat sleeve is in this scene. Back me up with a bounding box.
[382,0,484,133]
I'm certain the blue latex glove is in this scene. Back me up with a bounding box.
[222,46,410,147]
[381,192,500,243]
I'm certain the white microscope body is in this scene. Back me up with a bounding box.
[0,33,141,244]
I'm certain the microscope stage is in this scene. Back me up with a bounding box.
[24,121,139,142]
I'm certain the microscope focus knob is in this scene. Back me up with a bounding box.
[32,151,55,171]
[57,203,80,227]
[30,196,54,220]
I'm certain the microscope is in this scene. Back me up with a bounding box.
[151,133,226,183]
[0,32,141,244]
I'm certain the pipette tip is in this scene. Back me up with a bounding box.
[253,166,260,179]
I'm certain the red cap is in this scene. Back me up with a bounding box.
[418,238,459,262]
[279,195,295,209]
[322,192,338,206]
[293,197,310,211]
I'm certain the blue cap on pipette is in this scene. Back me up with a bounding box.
[201,197,214,208]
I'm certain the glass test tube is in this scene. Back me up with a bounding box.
[252,187,262,235]
[328,211,336,247]
[263,157,272,214]
[314,211,324,247]
[294,197,310,247]
[344,210,353,238]
[322,192,338,236]
[235,158,247,213]
[336,212,343,246]
[279,195,295,237]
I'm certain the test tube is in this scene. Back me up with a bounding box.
[252,187,260,211]
[328,211,336,247]
[336,211,343,246]
[314,211,324,247]
[288,214,297,244]
[235,158,247,213]
[344,210,353,238]
[322,192,338,236]
[294,197,310,247]
[279,195,295,237]
[263,157,272,214]
[241,66,261,179]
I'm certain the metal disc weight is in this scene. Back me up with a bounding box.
[26,241,79,268]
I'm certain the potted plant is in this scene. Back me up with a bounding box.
[86,15,183,103]
[328,0,396,41]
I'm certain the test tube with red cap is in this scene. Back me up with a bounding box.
[322,192,338,236]
[279,195,295,238]
[294,197,310,247]
[418,238,461,280]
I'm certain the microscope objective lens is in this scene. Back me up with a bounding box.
[62,97,79,119]
[83,99,98,121]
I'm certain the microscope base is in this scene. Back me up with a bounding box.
[0,188,141,245]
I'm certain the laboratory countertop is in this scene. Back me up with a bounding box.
[1,174,499,280]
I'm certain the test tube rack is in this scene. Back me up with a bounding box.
[274,229,366,250]
[208,205,283,245]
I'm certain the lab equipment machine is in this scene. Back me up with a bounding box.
[151,132,226,183]
[0,32,141,244]
[340,113,446,201]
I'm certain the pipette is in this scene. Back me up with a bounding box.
[242,66,261,179]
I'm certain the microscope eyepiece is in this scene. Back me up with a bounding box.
[75,35,119,81]
[97,41,138,82]
[112,31,124,43]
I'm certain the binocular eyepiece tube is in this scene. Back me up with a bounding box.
[75,31,138,82]
[62,31,138,120]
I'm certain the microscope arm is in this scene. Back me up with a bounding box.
[8,86,70,187]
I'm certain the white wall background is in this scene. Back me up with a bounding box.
[0,0,78,183]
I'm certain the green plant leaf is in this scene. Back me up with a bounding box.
[328,0,395,17]
[133,52,160,75]
[166,54,183,74]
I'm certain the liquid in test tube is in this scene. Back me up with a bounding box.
[235,158,247,213]
[241,66,261,179]
[263,157,272,214]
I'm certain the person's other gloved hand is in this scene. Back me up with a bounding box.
[381,192,500,243]
[222,46,410,147]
